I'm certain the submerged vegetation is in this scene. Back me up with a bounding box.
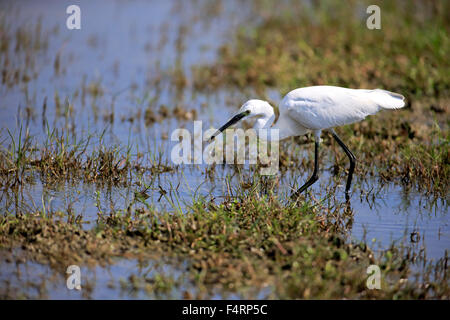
[0,0,449,299]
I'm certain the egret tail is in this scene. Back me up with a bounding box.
[365,89,406,110]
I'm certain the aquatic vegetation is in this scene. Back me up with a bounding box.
[0,126,176,191]
[0,193,448,299]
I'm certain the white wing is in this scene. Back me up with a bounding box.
[281,86,405,130]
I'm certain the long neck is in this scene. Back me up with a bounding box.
[253,108,281,141]
[252,102,296,141]
[254,110,294,141]
[254,113,275,130]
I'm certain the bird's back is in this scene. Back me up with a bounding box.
[281,86,405,130]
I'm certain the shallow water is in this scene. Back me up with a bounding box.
[0,0,448,299]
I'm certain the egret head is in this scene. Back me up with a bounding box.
[209,100,274,141]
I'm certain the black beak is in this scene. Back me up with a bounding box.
[209,111,249,142]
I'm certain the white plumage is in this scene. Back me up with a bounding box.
[210,85,406,197]
[279,86,405,132]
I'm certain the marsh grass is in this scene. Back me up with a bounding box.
[0,124,176,191]
[1,190,448,299]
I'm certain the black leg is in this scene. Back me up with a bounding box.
[291,140,319,199]
[331,130,356,196]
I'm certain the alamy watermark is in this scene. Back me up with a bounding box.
[66,5,380,31]
[366,5,381,30]
[66,265,82,290]
[66,5,81,30]
[366,264,381,290]
[171,121,280,175]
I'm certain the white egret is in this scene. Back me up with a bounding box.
[209,85,405,198]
